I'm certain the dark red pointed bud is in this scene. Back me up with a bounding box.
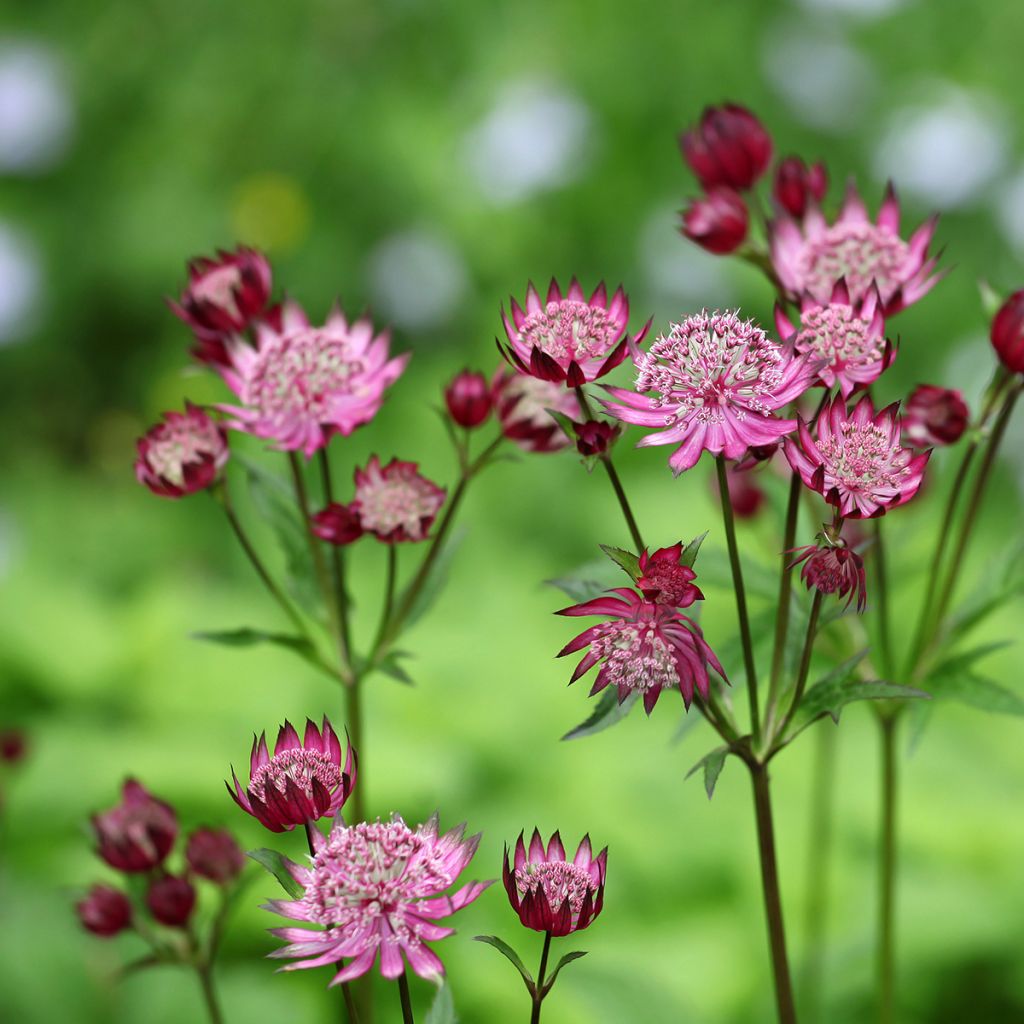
[92,780,178,874]
[680,104,773,191]
[990,290,1024,373]
[0,729,26,764]
[903,386,969,448]
[681,187,749,254]
[444,370,493,428]
[310,502,364,546]
[773,156,829,218]
[76,885,133,937]
[572,420,620,457]
[146,875,196,928]
[185,827,245,885]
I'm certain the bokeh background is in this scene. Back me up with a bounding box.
[2,0,1024,1021]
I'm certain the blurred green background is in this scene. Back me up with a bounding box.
[2,0,1024,1021]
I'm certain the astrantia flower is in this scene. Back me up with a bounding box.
[92,780,178,873]
[770,182,942,314]
[76,885,133,937]
[503,831,607,936]
[170,246,274,366]
[444,370,493,429]
[135,404,228,498]
[217,301,409,456]
[228,718,356,834]
[603,310,817,474]
[556,588,725,712]
[186,827,246,885]
[494,371,581,453]
[311,502,364,546]
[775,280,893,399]
[679,104,772,192]
[681,187,749,254]
[572,419,620,458]
[635,544,704,607]
[903,385,969,448]
[784,396,929,518]
[789,540,867,612]
[267,814,490,983]
[352,456,446,543]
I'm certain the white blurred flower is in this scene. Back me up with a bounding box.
[0,222,42,344]
[795,0,907,17]
[994,167,1024,255]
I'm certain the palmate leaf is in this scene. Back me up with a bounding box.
[425,980,458,1024]
[247,848,304,899]
[685,745,730,799]
[925,643,1024,717]
[562,690,639,741]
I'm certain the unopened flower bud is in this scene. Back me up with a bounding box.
[146,875,196,928]
[186,827,245,885]
[444,371,493,429]
[680,104,772,191]
[773,156,828,218]
[681,188,749,254]
[903,386,969,448]
[990,290,1024,373]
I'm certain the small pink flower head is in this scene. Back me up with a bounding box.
[784,396,930,519]
[775,280,894,399]
[147,875,196,928]
[770,181,942,315]
[603,310,817,475]
[445,370,493,429]
[712,463,767,519]
[789,536,867,612]
[990,290,1024,373]
[170,246,274,366]
[680,104,772,191]
[186,827,246,885]
[494,371,582,453]
[773,157,828,219]
[92,780,178,874]
[499,279,648,387]
[311,502,364,547]
[503,831,607,937]
[903,385,969,448]
[572,419,621,458]
[681,187,749,254]
[135,404,229,498]
[228,718,356,834]
[76,884,133,937]
[267,814,491,984]
[636,544,704,607]
[0,728,26,764]
[352,456,446,543]
[556,588,725,713]
[217,300,409,456]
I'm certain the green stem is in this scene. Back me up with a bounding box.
[873,520,893,679]
[716,455,760,739]
[765,472,802,733]
[372,547,397,655]
[530,931,553,1024]
[397,972,415,1024]
[877,712,898,1024]
[776,592,822,742]
[196,965,224,1024]
[318,449,353,660]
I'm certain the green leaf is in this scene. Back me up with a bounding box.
[541,951,588,996]
[680,531,708,568]
[926,669,1024,717]
[685,745,730,799]
[425,979,458,1024]
[562,690,638,741]
[377,650,415,686]
[545,407,577,440]
[599,544,641,582]
[978,278,1004,319]
[546,576,608,603]
[192,627,314,655]
[247,848,304,899]
[401,527,466,628]
[474,935,535,994]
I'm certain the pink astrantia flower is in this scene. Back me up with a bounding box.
[135,404,229,498]
[635,544,704,607]
[775,280,894,399]
[503,831,607,936]
[352,456,446,543]
[499,279,649,387]
[784,396,930,519]
[494,371,581,452]
[902,385,969,448]
[603,310,817,474]
[789,541,867,611]
[556,588,725,713]
[92,780,178,874]
[770,182,942,314]
[217,300,409,456]
[228,718,356,834]
[267,814,490,984]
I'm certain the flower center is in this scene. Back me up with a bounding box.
[799,223,910,303]
[641,562,695,605]
[146,418,222,486]
[249,749,342,805]
[795,304,882,370]
[193,265,243,317]
[519,300,617,363]
[514,861,597,917]
[590,621,679,695]
[357,474,440,540]
[816,422,910,493]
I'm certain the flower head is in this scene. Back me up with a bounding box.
[556,588,725,713]
[352,457,446,543]
[217,301,409,456]
[228,718,356,833]
[311,502,364,546]
[135,404,228,498]
[603,310,817,474]
[572,419,620,458]
[770,182,942,314]
[681,187,749,254]
[92,780,178,874]
[445,370,493,429]
[773,157,828,219]
[186,827,246,885]
[903,385,969,448]
[680,104,772,191]
[147,875,196,928]
[76,885,133,937]
[494,371,581,452]
[990,290,1024,373]
[784,396,929,518]
[789,538,867,611]
[775,280,893,399]
[503,831,607,936]
[267,814,490,984]
[499,279,647,387]
[636,544,704,607]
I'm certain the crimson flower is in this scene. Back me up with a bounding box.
[445,370,493,428]
[135,404,228,498]
[635,544,704,607]
[903,385,969,448]
[681,187,749,254]
[92,780,178,873]
[311,502,364,546]
[773,157,828,218]
[789,541,867,612]
[572,419,620,458]
[680,104,772,191]
[76,885,133,937]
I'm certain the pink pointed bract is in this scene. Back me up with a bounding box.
[135,403,229,498]
[494,371,581,452]
[635,544,704,607]
[556,587,726,713]
[352,456,446,543]
[789,541,867,612]
[602,310,817,474]
[775,280,894,399]
[498,279,649,387]
[770,182,942,314]
[228,717,356,834]
[503,830,607,937]
[784,396,930,519]
[92,780,178,873]
[216,300,409,456]
[266,813,491,984]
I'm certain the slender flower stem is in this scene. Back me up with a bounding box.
[318,449,353,659]
[530,931,553,1024]
[196,965,225,1024]
[397,973,415,1024]
[716,455,761,739]
[873,520,893,678]
[765,472,802,733]
[372,547,397,655]
[877,712,898,1024]
[776,592,822,742]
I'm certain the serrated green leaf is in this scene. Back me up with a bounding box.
[926,669,1024,717]
[400,527,467,628]
[599,544,641,581]
[680,531,708,568]
[562,690,638,741]
[247,849,304,899]
[685,745,730,799]
[425,979,458,1024]
[541,951,588,996]
[474,936,535,994]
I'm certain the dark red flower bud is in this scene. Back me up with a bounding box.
[681,187,749,255]
[444,370,493,429]
[185,827,245,885]
[636,544,704,607]
[146,875,196,928]
[76,884,133,937]
[0,729,26,764]
[572,420,620,457]
[92,779,178,874]
[990,290,1024,373]
[903,386,969,448]
[680,104,773,191]
[773,156,829,218]
[311,502,364,546]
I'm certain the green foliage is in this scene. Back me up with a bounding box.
[474,936,534,994]
[685,745,730,799]
[400,528,467,628]
[542,951,589,996]
[562,690,639,741]
[426,980,459,1024]
[246,849,304,899]
[599,544,641,581]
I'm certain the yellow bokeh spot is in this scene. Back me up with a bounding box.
[231,173,311,254]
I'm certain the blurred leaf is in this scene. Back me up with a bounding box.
[670,706,705,746]
[978,279,1004,318]
[376,650,415,686]
[926,669,1024,717]
[425,980,458,1024]
[680,531,708,568]
[401,528,466,628]
[193,627,313,654]
[247,849,304,899]
[562,690,638,741]
[474,936,534,993]
[541,950,588,996]
[685,744,730,799]
[599,544,641,581]
[545,576,608,603]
